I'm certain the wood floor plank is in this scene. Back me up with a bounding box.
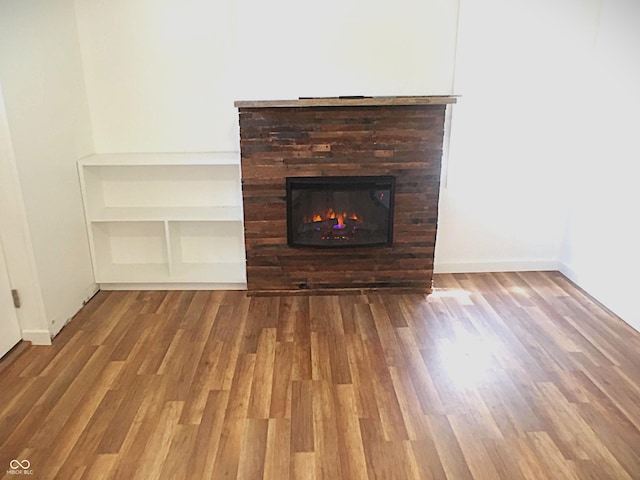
[576,401,640,477]
[78,454,118,480]
[291,297,312,382]
[2,272,640,479]
[291,452,316,480]
[524,431,583,480]
[210,354,256,480]
[29,345,105,447]
[263,418,291,480]
[426,414,475,480]
[269,341,295,419]
[133,312,181,376]
[410,438,448,480]
[365,343,409,441]
[393,326,445,415]
[482,438,529,480]
[359,418,414,480]
[178,338,224,425]
[337,295,359,335]
[370,302,405,367]
[310,296,339,334]
[184,389,229,480]
[247,328,277,419]
[0,376,49,453]
[311,332,333,382]
[101,375,168,480]
[448,413,502,480]
[131,400,184,480]
[345,333,381,419]
[388,365,431,440]
[312,380,343,479]
[157,424,199,480]
[333,384,369,480]
[96,374,153,454]
[326,331,352,385]
[53,389,125,480]
[277,297,299,343]
[36,360,125,480]
[236,418,269,480]
[290,380,314,453]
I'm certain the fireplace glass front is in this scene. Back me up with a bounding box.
[286,176,395,248]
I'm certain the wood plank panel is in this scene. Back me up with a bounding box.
[238,104,446,293]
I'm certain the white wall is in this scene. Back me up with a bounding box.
[435,0,601,273]
[74,0,459,153]
[0,0,96,337]
[235,0,458,100]
[559,0,640,330]
[75,0,239,153]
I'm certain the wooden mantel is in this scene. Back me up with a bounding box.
[234,95,457,109]
[236,96,456,294]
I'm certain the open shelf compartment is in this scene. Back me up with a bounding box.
[168,221,246,283]
[91,221,169,282]
[81,164,242,219]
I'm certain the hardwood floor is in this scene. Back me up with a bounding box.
[2,271,640,479]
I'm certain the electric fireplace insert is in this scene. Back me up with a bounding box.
[286,176,395,248]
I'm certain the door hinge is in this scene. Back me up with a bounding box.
[11,289,20,308]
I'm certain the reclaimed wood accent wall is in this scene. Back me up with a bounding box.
[237,103,447,294]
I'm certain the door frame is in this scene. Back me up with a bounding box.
[0,81,51,345]
[0,237,21,357]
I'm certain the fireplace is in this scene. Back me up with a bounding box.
[286,176,395,248]
[235,96,457,293]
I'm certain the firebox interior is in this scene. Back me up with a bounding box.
[286,176,395,248]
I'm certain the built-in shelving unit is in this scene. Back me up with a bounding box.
[78,152,246,290]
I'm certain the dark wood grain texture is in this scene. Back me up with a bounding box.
[2,271,640,479]
[238,103,447,294]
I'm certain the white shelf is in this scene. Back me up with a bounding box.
[94,262,172,283]
[78,153,247,288]
[89,206,244,222]
[78,151,240,166]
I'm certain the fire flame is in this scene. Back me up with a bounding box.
[305,209,360,225]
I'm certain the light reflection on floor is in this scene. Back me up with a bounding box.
[438,334,498,388]
[429,288,472,299]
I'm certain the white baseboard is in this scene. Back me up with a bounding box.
[83,283,100,303]
[434,259,560,274]
[558,262,580,284]
[48,284,101,339]
[99,282,247,291]
[21,329,52,346]
[558,261,640,334]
